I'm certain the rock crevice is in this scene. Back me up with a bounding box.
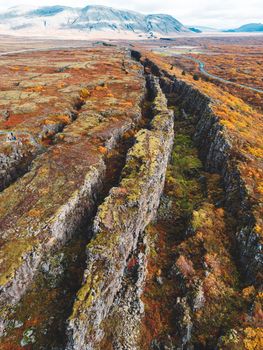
[131,50,262,284]
[66,76,174,350]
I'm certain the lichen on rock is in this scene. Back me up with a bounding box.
[66,77,174,350]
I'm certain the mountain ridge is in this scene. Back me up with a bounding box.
[0,4,191,39]
[224,22,263,32]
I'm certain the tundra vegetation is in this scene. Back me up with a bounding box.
[156,36,263,111]
[0,37,262,350]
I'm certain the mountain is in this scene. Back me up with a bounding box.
[225,23,263,32]
[0,5,190,39]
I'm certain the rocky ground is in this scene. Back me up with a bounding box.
[0,44,262,350]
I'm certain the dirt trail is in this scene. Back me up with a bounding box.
[181,54,263,93]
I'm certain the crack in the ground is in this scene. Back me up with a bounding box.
[0,77,154,349]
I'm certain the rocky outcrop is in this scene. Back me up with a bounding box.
[0,48,146,316]
[0,48,150,347]
[159,76,262,283]
[132,51,262,284]
[0,110,79,192]
[100,233,149,350]
[66,77,174,350]
[0,159,105,305]
[0,103,144,311]
[0,133,41,191]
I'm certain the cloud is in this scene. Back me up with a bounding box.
[0,0,262,28]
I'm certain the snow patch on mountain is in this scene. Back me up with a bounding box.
[0,4,190,39]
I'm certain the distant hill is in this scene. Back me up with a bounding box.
[188,27,202,33]
[0,5,191,39]
[187,25,220,33]
[225,23,263,32]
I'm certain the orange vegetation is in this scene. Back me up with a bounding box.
[140,50,263,239]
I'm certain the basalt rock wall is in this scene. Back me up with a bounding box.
[131,51,262,284]
[66,77,174,350]
[0,104,143,309]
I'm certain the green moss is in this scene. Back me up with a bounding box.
[164,132,203,218]
[192,207,213,230]
[171,134,202,172]
[87,230,119,256]
[0,238,35,286]
[173,133,193,148]
[73,271,101,312]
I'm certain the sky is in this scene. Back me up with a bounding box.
[0,0,262,29]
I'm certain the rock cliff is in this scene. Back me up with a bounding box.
[132,50,262,285]
[66,77,174,350]
[0,48,145,332]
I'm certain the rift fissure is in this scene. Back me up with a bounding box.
[0,95,84,193]
[0,49,145,311]
[0,74,157,349]
[1,47,261,350]
[0,125,135,349]
[66,75,174,350]
[140,90,246,350]
[130,50,261,349]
